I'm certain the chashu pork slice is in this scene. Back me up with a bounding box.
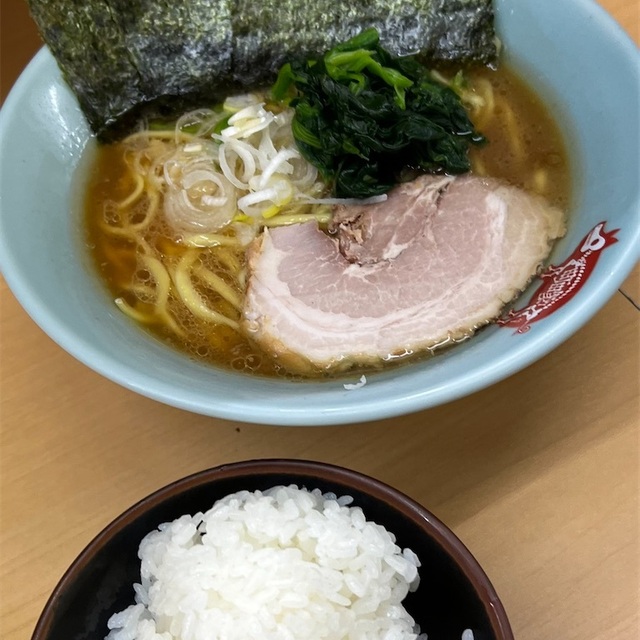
[242,174,566,372]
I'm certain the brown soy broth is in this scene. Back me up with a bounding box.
[467,65,571,211]
[84,63,571,379]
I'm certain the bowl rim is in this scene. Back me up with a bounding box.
[31,459,515,640]
[1,0,639,426]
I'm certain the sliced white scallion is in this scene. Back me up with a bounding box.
[183,142,203,154]
[237,177,294,217]
[222,93,264,114]
[160,96,336,235]
[257,148,299,188]
[222,104,275,139]
[163,158,236,234]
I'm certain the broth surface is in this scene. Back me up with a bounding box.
[84,64,571,379]
[467,66,571,211]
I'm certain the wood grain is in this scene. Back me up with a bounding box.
[1,2,638,639]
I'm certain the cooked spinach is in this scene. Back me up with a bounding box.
[272,28,485,198]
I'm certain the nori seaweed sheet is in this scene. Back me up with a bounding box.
[27,0,497,139]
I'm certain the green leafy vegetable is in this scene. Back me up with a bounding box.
[272,28,485,199]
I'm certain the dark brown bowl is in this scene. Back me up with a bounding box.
[32,459,513,640]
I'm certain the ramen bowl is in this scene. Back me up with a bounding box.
[0,0,638,425]
[31,459,513,640]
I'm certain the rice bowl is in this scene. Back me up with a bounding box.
[30,460,514,640]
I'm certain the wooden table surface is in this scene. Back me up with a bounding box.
[1,1,638,638]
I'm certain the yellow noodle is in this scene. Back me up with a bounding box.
[216,247,243,275]
[273,201,317,218]
[101,188,159,240]
[471,78,496,130]
[152,296,186,338]
[501,100,525,162]
[430,69,487,112]
[171,250,239,329]
[237,268,247,291]
[130,188,159,231]
[137,248,187,336]
[532,168,549,195]
[131,147,152,177]
[181,233,242,248]
[139,254,171,306]
[114,297,155,324]
[131,283,158,300]
[116,290,184,337]
[148,155,172,189]
[160,311,186,337]
[136,236,155,256]
[263,211,332,227]
[215,247,243,274]
[99,240,137,273]
[194,265,242,310]
[99,222,138,240]
[123,130,198,145]
[126,140,175,185]
[117,172,145,209]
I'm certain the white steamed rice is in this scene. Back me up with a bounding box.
[105,485,471,640]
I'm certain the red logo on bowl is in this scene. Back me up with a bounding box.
[498,221,619,334]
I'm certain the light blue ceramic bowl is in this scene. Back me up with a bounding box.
[1,0,638,426]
